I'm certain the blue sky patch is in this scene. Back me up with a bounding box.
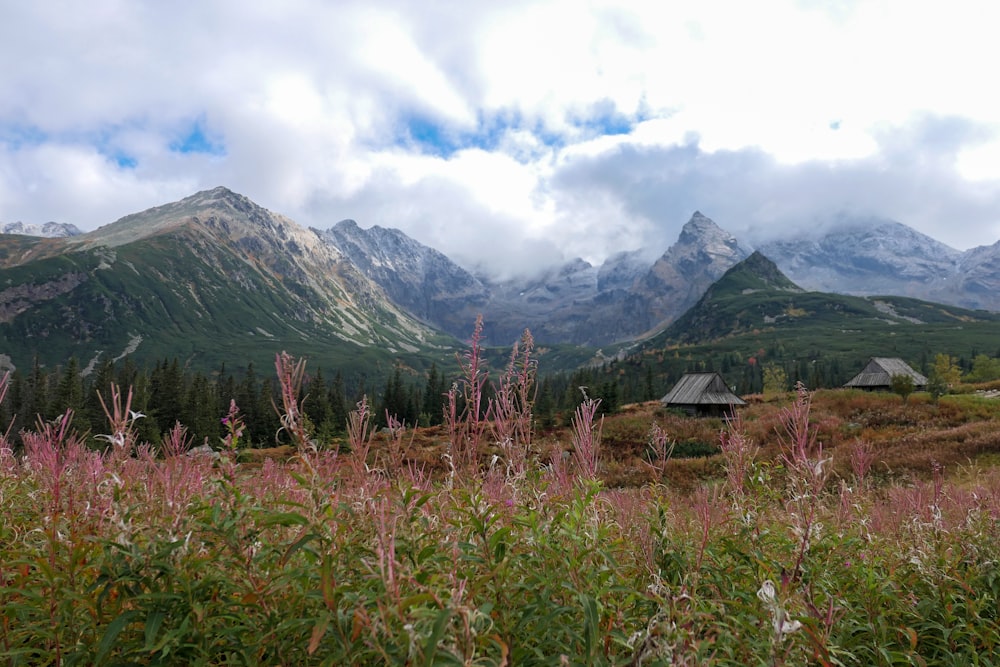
[397,110,567,158]
[170,118,226,156]
[404,115,461,157]
[578,111,634,136]
[571,99,642,138]
[0,124,49,149]
[1,122,138,169]
[393,104,641,159]
[113,153,138,169]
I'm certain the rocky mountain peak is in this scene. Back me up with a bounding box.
[318,219,488,330]
[1,221,83,238]
[72,186,326,257]
[676,211,747,260]
[597,249,651,292]
[756,217,963,298]
[614,212,752,338]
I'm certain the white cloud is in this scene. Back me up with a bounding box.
[2,0,1000,274]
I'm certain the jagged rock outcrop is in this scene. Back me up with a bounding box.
[317,220,488,337]
[627,212,752,334]
[324,211,751,346]
[950,241,1000,310]
[597,249,650,292]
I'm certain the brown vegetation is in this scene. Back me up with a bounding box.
[297,388,1000,493]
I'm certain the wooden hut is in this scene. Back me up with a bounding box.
[660,372,746,416]
[844,357,928,391]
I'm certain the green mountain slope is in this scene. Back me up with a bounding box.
[0,188,457,375]
[655,251,1000,346]
[617,251,1000,392]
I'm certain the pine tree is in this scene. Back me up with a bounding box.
[422,363,447,426]
[256,378,282,448]
[182,372,219,446]
[328,371,348,435]
[7,369,27,442]
[535,377,556,430]
[305,367,338,444]
[26,357,49,425]
[235,363,262,443]
[643,365,656,401]
[379,367,411,426]
[52,357,85,418]
[150,358,184,433]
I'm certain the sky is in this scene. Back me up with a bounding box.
[2,0,1000,278]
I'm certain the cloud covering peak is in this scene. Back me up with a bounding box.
[2,1,1000,278]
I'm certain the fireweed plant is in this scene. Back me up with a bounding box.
[2,332,1000,665]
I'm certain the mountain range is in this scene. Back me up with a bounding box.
[2,186,998,376]
[320,207,1000,346]
[0,188,452,375]
[1,221,82,238]
[756,220,1000,312]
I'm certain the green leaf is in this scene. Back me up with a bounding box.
[401,593,436,611]
[581,593,600,660]
[422,608,453,667]
[144,610,166,650]
[96,610,140,664]
[259,511,310,527]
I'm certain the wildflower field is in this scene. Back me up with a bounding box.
[3,341,1000,665]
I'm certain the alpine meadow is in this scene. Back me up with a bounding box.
[3,188,1000,664]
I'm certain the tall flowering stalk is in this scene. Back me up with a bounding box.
[151,421,207,532]
[777,382,830,583]
[488,328,537,480]
[21,408,115,663]
[22,411,83,515]
[96,384,145,465]
[446,316,489,476]
[383,411,413,477]
[850,439,876,489]
[570,389,603,481]
[274,351,312,452]
[645,422,674,479]
[220,399,246,453]
[719,412,760,520]
[345,395,374,483]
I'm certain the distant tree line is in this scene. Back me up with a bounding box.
[5,345,999,452]
[0,356,359,451]
[0,354,640,451]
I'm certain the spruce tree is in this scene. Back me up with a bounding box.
[53,357,85,418]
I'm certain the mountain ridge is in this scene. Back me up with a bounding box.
[1,221,82,238]
[4,186,1000,377]
[651,249,1000,348]
[0,187,454,375]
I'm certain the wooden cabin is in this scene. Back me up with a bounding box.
[660,372,746,417]
[844,357,928,391]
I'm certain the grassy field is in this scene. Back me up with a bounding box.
[3,350,1000,665]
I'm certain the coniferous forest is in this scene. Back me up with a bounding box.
[5,343,996,454]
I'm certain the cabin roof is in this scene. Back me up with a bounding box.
[844,357,928,388]
[661,372,746,406]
